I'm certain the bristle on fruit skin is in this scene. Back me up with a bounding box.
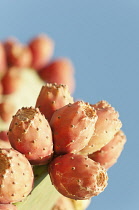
[0,204,17,210]
[0,148,34,204]
[36,83,74,122]
[8,107,53,165]
[50,101,98,155]
[38,58,75,94]
[49,153,108,200]
[89,130,127,170]
[79,100,122,155]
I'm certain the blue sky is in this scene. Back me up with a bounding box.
[0,1,139,209]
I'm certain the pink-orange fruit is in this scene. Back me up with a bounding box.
[89,130,126,169]
[28,34,54,70]
[4,37,19,53]
[49,153,108,200]
[0,43,7,76]
[80,100,122,155]
[35,83,74,122]
[38,58,75,94]
[0,148,34,204]
[50,101,98,155]
[1,67,22,95]
[8,107,53,165]
[0,101,16,122]
[5,39,32,68]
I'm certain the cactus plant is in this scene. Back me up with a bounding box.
[0,33,126,210]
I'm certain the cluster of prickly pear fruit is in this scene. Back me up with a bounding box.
[0,83,126,206]
[0,34,126,210]
[0,34,75,94]
[0,34,75,127]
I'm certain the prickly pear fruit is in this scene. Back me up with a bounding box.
[4,37,19,54]
[50,101,98,155]
[0,204,17,210]
[28,34,54,70]
[0,148,34,204]
[80,100,122,155]
[0,101,16,122]
[36,83,74,122]
[89,130,127,169]
[5,40,32,68]
[1,67,22,95]
[0,43,7,76]
[38,58,75,93]
[8,107,53,165]
[49,153,108,200]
